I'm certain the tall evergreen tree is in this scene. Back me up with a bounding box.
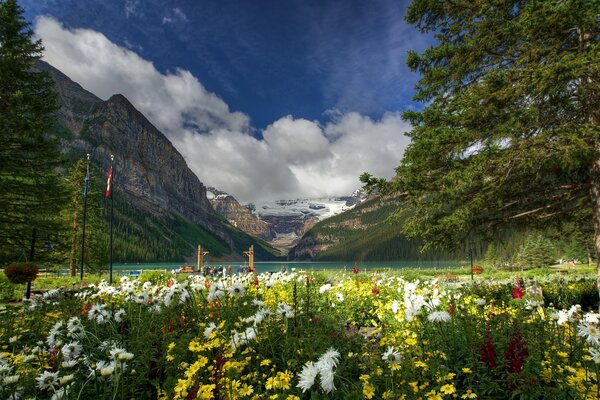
[0,0,66,263]
[362,1,599,291]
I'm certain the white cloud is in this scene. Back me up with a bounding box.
[35,17,411,202]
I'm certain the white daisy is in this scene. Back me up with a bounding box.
[296,361,319,392]
[61,341,82,360]
[319,365,336,393]
[228,284,246,297]
[428,311,451,323]
[203,322,218,339]
[114,308,126,323]
[589,347,600,364]
[3,375,19,385]
[276,302,294,318]
[317,348,340,369]
[391,300,399,314]
[319,284,332,294]
[382,346,402,365]
[577,323,600,347]
[585,313,600,324]
[36,370,59,390]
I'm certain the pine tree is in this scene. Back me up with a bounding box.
[363,1,599,296]
[0,0,66,263]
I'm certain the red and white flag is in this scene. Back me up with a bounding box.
[105,166,113,197]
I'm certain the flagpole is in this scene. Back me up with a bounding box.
[109,155,114,285]
[80,153,90,281]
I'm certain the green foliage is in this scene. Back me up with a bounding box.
[0,0,67,263]
[513,235,557,271]
[542,276,598,311]
[373,0,599,253]
[3,262,39,284]
[295,197,471,261]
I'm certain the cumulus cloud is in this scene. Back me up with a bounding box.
[35,17,411,202]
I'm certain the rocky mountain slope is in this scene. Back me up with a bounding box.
[39,61,280,262]
[207,188,275,241]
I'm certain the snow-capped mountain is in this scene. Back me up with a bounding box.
[206,188,368,251]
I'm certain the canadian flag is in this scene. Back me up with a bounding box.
[105,166,113,197]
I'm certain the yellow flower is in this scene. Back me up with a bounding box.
[440,383,456,395]
[266,376,276,390]
[406,337,417,346]
[261,359,272,366]
[277,370,292,390]
[409,381,420,393]
[557,351,568,358]
[461,368,472,374]
[461,389,477,399]
[168,342,176,351]
[363,382,376,399]
[425,390,443,400]
[444,373,456,380]
[198,384,216,399]
[286,396,300,400]
[415,361,427,368]
[240,384,254,397]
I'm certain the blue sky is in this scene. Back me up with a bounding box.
[22,0,431,202]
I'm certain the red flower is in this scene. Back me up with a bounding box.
[480,329,497,369]
[505,326,528,373]
[512,277,523,299]
[353,264,359,274]
[371,285,379,295]
[167,279,175,288]
[81,302,92,316]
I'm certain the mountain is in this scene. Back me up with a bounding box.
[38,61,281,262]
[207,187,275,241]
[290,195,464,261]
[206,188,368,252]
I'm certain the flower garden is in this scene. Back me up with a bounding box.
[1,270,599,399]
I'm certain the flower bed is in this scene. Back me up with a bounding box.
[0,271,598,399]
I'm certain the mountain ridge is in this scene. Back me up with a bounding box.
[39,60,280,261]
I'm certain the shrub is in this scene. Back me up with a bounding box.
[3,262,39,284]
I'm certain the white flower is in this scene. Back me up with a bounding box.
[296,361,319,392]
[551,310,570,325]
[317,347,340,370]
[391,300,398,314]
[60,374,74,385]
[427,311,451,323]
[61,341,82,360]
[36,370,59,390]
[100,365,114,378]
[61,359,78,369]
[335,292,344,302]
[319,364,336,393]
[228,284,246,297]
[203,322,218,339]
[67,317,85,338]
[276,302,294,318]
[51,387,67,400]
[9,336,17,343]
[118,352,134,361]
[589,347,600,364]
[577,323,600,347]
[585,313,600,324]
[47,321,63,347]
[3,375,19,385]
[319,284,332,294]
[252,299,265,307]
[382,346,402,365]
[114,308,126,323]
[476,298,487,306]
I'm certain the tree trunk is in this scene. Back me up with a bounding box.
[591,149,600,310]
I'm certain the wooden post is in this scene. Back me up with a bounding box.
[243,245,254,273]
[197,244,209,273]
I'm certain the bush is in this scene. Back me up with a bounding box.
[3,262,39,284]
